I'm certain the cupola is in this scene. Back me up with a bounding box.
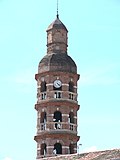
[46,15,68,54]
[38,15,77,74]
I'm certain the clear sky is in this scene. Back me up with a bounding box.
[0,0,120,160]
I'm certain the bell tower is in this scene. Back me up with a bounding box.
[34,12,80,158]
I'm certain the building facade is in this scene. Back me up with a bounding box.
[34,14,80,159]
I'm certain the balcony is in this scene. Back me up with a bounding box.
[37,91,78,103]
[37,122,77,134]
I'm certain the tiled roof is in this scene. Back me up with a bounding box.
[38,53,77,74]
[47,17,68,32]
[78,149,120,160]
[42,149,120,160]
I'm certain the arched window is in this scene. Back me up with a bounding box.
[54,143,62,155]
[41,81,47,92]
[41,143,47,156]
[69,143,74,154]
[69,112,74,123]
[69,81,74,92]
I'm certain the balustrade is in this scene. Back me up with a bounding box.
[37,122,77,133]
[37,91,77,103]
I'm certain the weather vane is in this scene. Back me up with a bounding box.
[57,0,59,18]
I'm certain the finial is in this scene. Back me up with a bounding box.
[57,0,59,18]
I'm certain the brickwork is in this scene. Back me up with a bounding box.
[47,18,68,54]
[34,15,80,159]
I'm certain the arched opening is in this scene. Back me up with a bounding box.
[41,143,47,156]
[40,112,47,123]
[40,112,47,130]
[41,81,47,100]
[41,81,47,92]
[69,81,74,92]
[54,143,62,155]
[69,112,74,123]
[69,143,74,154]
[53,111,62,129]
[69,81,74,100]
[54,111,62,122]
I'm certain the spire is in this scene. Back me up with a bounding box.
[57,0,59,18]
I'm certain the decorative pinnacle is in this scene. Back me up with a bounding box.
[57,0,59,18]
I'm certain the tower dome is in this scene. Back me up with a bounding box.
[38,53,77,74]
[38,15,77,74]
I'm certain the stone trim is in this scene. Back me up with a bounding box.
[47,146,69,149]
[49,114,54,116]
[46,83,69,86]
[62,114,69,116]
[46,83,53,86]
[47,146,54,149]
[62,84,69,86]
[74,86,77,89]
[62,146,69,149]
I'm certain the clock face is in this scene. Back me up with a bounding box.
[53,80,62,88]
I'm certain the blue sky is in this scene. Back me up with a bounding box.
[0,0,120,160]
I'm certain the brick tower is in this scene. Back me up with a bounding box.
[34,13,80,159]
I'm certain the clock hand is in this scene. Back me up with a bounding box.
[57,82,60,86]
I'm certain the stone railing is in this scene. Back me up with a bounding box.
[37,91,78,103]
[37,122,77,133]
